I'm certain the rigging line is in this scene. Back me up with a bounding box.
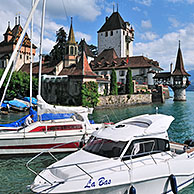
[61,0,70,25]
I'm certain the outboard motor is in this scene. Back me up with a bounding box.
[184,139,194,147]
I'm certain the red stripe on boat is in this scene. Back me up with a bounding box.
[29,124,83,132]
[0,142,79,149]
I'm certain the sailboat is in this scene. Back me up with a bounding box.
[0,0,102,155]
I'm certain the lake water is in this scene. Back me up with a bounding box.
[1,91,194,193]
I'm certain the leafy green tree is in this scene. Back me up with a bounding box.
[50,27,67,61]
[125,67,134,94]
[0,69,38,100]
[81,81,99,107]
[110,69,118,95]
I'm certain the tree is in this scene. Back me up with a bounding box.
[125,67,134,94]
[81,81,99,107]
[88,44,98,56]
[110,69,118,95]
[50,27,67,61]
[0,69,38,100]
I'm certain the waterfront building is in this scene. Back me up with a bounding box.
[154,41,190,101]
[0,16,36,71]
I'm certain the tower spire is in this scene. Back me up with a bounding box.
[68,17,76,44]
[179,40,180,49]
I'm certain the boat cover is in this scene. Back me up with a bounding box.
[23,97,37,105]
[37,95,93,115]
[7,99,28,109]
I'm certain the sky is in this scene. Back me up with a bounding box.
[1,0,194,72]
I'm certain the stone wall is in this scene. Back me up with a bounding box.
[97,94,152,108]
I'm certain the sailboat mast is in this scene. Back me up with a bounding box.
[0,0,40,90]
[30,0,34,106]
[38,0,46,95]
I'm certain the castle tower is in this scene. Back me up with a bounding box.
[97,10,134,57]
[0,16,36,70]
[170,41,190,101]
[64,17,78,67]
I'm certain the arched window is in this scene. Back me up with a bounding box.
[70,46,74,55]
[75,47,77,55]
[66,46,69,55]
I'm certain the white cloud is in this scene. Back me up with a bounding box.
[75,32,92,43]
[132,7,141,12]
[135,0,152,6]
[141,20,152,29]
[140,32,159,41]
[168,0,194,3]
[168,17,180,28]
[134,23,194,71]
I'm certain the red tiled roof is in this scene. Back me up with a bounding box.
[20,61,57,75]
[90,48,162,71]
[0,24,36,48]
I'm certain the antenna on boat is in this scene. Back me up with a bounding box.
[156,107,158,114]
[30,0,34,107]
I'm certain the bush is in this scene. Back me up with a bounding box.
[81,81,99,107]
[0,69,38,100]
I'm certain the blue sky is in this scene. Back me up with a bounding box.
[1,0,194,72]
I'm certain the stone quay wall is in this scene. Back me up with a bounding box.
[97,94,152,108]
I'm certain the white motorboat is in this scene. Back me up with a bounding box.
[29,114,194,194]
[0,95,102,155]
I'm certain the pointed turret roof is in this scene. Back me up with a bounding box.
[172,41,190,76]
[4,25,12,36]
[67,17,76,44]
[98,11,126,33]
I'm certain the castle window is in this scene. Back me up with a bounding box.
[27,55,29,60]
[119,70,125,76]
[101,33,103,36]
[116,31,118,33]
[70,46,74,55]
[110,31,113,36]
[66,46,69,55]
[75,47,77,55]
[126,43,129,50]
[20,54,22,59]
[105,31,108,37]
[123,31,125,36]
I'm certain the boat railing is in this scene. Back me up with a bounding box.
[26,141,80,185]
[26,142,109,185]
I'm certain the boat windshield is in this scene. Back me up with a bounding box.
[83,136,127,158]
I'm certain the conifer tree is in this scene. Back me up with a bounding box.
[50,27,67,61]
[110,69,118,95]
[125,67,133,94]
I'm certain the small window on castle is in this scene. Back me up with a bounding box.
[27,55,29,60]
[123,31,125,36]
[20,54,22,59]
[70,46,74,55]
[105,31,108,37]
[127,43,129,50]
[110,31,113,36]
[66,46,69,55]
[75,47,77,55]
[101,33,103,36]
[116,31,118,33]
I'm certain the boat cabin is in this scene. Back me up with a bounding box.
[83,114,174,160]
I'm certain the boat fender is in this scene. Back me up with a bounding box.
[169,174,178,194]
[129,185,136,194]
